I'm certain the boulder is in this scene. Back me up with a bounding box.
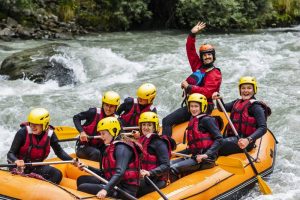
[0,43,76,86]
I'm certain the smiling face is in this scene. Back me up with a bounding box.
[240,83,255,100]
[102,103,117,116]
[202,53,214,65]
[99,130,113,144]
[189,102,201,116]
[29,123,43,135]
[141,122,155,136]
[137,97,148,105]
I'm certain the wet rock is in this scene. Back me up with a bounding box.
[0,43,76,86]
[6,17,18,27]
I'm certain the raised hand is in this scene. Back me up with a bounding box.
[191,21,206,34]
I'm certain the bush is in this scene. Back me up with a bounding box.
[270,0,300,26]
[58,0,79,22]
[175,0,272,31]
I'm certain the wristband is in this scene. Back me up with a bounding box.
[247,137,253,143]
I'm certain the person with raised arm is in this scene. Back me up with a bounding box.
[162,22,222,137]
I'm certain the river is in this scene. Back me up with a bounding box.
[0,27,299,199]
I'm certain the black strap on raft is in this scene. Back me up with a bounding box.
[181,89,188,108]
[182,128,188,144]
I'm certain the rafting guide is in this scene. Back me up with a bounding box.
[162,21,222,138]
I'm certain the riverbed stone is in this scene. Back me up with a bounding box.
[0,43,75,86]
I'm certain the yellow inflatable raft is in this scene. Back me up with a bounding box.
[0,110,277,200]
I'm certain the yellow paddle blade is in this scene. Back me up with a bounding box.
[216,156,245,175]
[54,126,79,140]
[257,175,272,195]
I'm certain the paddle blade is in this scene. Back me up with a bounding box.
[54,126,79,140]
[216,156,245,175]
[257,175,272,195]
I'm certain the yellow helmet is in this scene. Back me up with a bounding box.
[102,91,120,106]
[188,93,208,113]
[239,76,257,94]
[97,117,121,137]
[136,83,156,104]
[28,108,50,131]
[138,112,159,132]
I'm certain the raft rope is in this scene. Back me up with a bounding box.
[5,168,93,199]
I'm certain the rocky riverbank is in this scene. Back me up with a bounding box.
[0,0,88,41]
[1,0,299,41]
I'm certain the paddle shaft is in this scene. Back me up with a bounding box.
[59,132,134,142]
[123,126,139,131]
[144,176,168,200]
[59,135,102,142]
[0,160,74,168]
[216,99,259,175]
[82,167,138,200]
[172,152,191,158]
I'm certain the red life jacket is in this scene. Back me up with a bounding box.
[139,134,172,181]
[80,108,105,147]
[102,140,141,186]
[227,99,270,137]
[120,98,155,126]
[17,122,53,162]
[186,114,214,155]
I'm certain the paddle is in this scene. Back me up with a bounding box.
[54,126,79,140]
[58,135,102,142]
[215,156,245,175]
[58,133,134,142]
[0,160,74,168]
[171,152,215,165]
[82,166,138,200]
[55,126,139,140]
[216,98,272,195]
[144,176,168,200]
[172,152,191,158]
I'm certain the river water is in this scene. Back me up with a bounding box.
[0,27,299,199]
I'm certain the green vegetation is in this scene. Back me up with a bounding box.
[0,0,299,32]
[15,0,34,9]
[84,0,151,31]
[58,0,79,22]
[271,0,300,26]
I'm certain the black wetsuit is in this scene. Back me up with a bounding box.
[73,107,106,161]
[137,137,170,197]
[170,116,223,181]
[116,97,157,127]
[77,142,138,199]
[7,127,72,184]
[217,98,267,156]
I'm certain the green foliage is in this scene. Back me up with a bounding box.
[77,12,102,28]
[58,0,79,22]
[77,0,151,31]
[270,0,300,26]
[15,0,34,9]
[175,0,273,30]
[2,0,299,33]
[0,12,7,20]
